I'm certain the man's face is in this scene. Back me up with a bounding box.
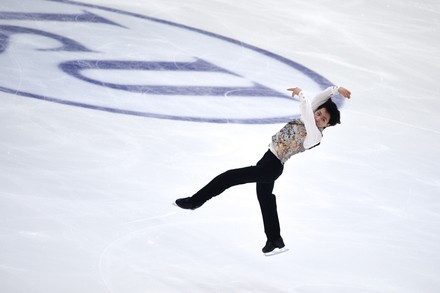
[314,108,331,128]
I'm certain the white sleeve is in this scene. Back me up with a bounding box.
[298,92,322,149]
[310,85,340,111]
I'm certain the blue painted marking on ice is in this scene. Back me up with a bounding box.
[59,59,287,97]
[0,11,123,27]
[0,25,94,52]
[0,84,287,124]
[47,0,334,89]
[0,0,341,124]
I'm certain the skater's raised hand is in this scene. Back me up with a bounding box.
[287,87,302,96]
[338,87,351,99]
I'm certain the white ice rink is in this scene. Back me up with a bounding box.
[1,0,439,292]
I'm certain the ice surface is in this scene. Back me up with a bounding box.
[0,0,439,292]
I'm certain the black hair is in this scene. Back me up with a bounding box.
[317,99,340,126]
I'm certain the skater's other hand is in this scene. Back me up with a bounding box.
[338,87,351,99]
[287,87,302,96]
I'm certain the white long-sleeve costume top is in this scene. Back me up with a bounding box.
[269,86,340,164]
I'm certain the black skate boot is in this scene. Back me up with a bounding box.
[175,197,203,210]
[262,237,285,253]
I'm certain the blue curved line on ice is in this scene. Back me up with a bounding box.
[0,0,341,124]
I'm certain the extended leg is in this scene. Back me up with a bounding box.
[175,165,268,209]
[176,150,283,210]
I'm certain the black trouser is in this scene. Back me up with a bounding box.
[191,150,284,241]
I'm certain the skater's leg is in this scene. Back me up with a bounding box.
[257,181,286,253]
[191,150,283,207]
[176,150,283,209]
[192,165,268,205]
[176,166,262,209]
[256,181,281,241]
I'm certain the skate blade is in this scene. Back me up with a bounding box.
[264,247,289,257]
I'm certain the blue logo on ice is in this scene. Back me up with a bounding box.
[0,0,335,124]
